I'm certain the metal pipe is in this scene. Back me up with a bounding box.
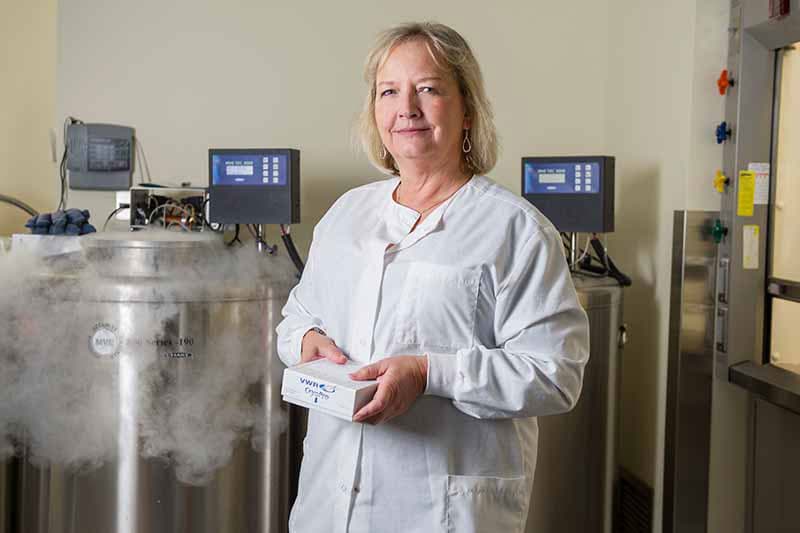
[0,194,38,217]
[570,232,579,267]
[256,224,266,253]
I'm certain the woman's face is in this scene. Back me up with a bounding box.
[374,39,469,172]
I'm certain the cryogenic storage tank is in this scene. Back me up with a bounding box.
[5,232,299,533]
[1,237,14,533]
[526,276,625,533]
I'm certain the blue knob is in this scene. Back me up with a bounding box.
[716,121,732,144]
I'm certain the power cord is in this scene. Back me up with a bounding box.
[58,116,83,211]
[280,225,305,275]
[134,136,152,183]
[103,203,130,231]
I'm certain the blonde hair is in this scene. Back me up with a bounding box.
[358,22,498,176]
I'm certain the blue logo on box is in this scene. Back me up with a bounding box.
[300,377,336,394]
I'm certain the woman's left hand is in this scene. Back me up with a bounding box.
[350,355,428,424]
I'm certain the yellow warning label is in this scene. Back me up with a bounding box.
[737,170,755,216]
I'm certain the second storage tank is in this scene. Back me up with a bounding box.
[526,276,625,533]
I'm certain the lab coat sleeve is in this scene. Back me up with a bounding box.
[424,227,590,419]
[275,229,327,368]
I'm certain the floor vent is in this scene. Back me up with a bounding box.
[615,467,653,533]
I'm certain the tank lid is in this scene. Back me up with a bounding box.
[81,231,219,250]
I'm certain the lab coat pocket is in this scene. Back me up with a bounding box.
[446,475,528,533]
[396,263,481,350]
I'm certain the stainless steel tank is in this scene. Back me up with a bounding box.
[7,232,298,533]
[1,237,14,533]
[526,276,625,533]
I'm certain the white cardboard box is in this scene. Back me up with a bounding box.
[281,359,378,422]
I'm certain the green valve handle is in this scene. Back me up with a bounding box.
[712,219,728,244]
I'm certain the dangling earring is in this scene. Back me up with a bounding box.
[381,145,388,159]
[462,130,472,154]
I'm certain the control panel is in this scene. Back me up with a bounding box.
[521,155,615,233]
[208,148,300,225]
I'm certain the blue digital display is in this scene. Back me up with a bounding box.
[211,154,288,186]
[524,161,600,194]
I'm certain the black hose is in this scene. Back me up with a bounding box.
[577,260,606,275]
[281,233,305,275]
[589,237,632,287]
[0,194,39,217]
[225,224,242,246]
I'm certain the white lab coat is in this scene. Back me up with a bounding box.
[276,175,590,533]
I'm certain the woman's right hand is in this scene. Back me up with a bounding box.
[301,329,348,364]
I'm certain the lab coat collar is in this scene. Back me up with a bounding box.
[384,175,477,253]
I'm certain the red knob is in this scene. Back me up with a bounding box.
[717,69,735,95]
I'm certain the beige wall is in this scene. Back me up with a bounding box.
[605,0,693,495]
[605,1,727,529]
[56,0,611,252]
[0,0,58,236]
[2,1,732,531]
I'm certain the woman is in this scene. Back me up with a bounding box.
[276,22,589,533]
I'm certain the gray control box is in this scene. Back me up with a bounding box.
[67,123,134,191]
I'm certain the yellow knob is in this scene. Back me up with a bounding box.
[714,170,729,193]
